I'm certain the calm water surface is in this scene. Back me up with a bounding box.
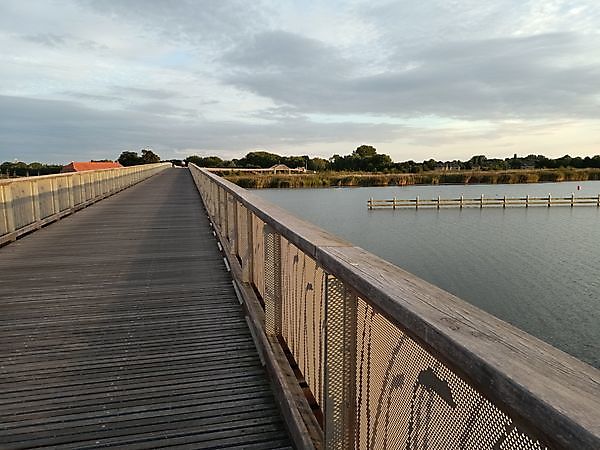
[256,181,600,368]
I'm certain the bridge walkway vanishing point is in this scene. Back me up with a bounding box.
[0,169,293,449]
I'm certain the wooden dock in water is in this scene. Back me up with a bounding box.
[368,193,600,209]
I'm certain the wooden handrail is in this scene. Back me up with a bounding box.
[0,163,170,245]
[190,164,600,449]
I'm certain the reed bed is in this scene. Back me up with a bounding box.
[223,168,600,189]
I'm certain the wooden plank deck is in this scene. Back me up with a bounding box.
[0,168,292,449]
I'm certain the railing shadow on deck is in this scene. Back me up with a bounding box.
[190,163,600,450]
[0,163,170,246]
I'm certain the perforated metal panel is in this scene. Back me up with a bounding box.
[236,204,248,265]
[324,275,357,450]
[226,192,236,249]
[191,168,559,450]
[352,297,547,450]
[264,225,282,335]
[280,240,326,406]
[252,213,265,298]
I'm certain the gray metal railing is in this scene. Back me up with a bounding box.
[190,164,600,450]
[0,163,169,245]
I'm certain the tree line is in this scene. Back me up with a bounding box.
[3,146,600,178]
[185,147,600,173]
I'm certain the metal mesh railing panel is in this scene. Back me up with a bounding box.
[324,276,357,449]
[353,297,547,450]
[251,213,265,299]
[236,203,248,264]
[280,239,325,406]
[226,192,236,245]
[264,227,281,335]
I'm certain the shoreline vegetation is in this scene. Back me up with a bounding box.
[222,168,600,189]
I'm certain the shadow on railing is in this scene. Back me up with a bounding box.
[189,163,600,450]
[0,163,170,245]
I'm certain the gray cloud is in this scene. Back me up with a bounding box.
[224,31,600,120]
[110,86,181,100]
[0,95,403,163]
[21,33,67,47]
[224,31,350,73]
[82,0,271,47]
[2,0,599,162]
[20,32,107,51]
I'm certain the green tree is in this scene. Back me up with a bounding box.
[237,151,280,168]
[185,155,225,167]
[118,151,141,166]
[308,157,328,171]
[141,149,160,164]
[354,145,377,158]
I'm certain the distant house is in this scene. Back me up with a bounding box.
[61,161,123,173]
[268,164,306,174]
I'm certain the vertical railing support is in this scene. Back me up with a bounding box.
[264,225,282,336]
[324,275,357,450]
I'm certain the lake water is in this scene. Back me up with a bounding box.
[256,180,600,368]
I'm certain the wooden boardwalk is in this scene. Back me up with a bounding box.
[0,169,292,449]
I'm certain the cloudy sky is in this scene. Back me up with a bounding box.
[1,0,599,163]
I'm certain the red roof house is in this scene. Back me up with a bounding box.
[61,162,123,173]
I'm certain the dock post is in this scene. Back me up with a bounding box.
[460,194,463,209]
[437,195,440,209]
[393,197,396,210]
[415,195,419,209]
[598,194,600,207]
[368,198,372,210]
[480,194,484,209]
[571,193,575,208]
[503,195,506,209]
[526,195,529,208]
[548,193,551,207]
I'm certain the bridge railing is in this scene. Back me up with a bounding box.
[0,163,169,245]
[189,164,599,450]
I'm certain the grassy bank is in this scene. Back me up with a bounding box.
[223,168,600,189]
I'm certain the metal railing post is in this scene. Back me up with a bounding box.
[264,225,282,336]
[324,275,357,450]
